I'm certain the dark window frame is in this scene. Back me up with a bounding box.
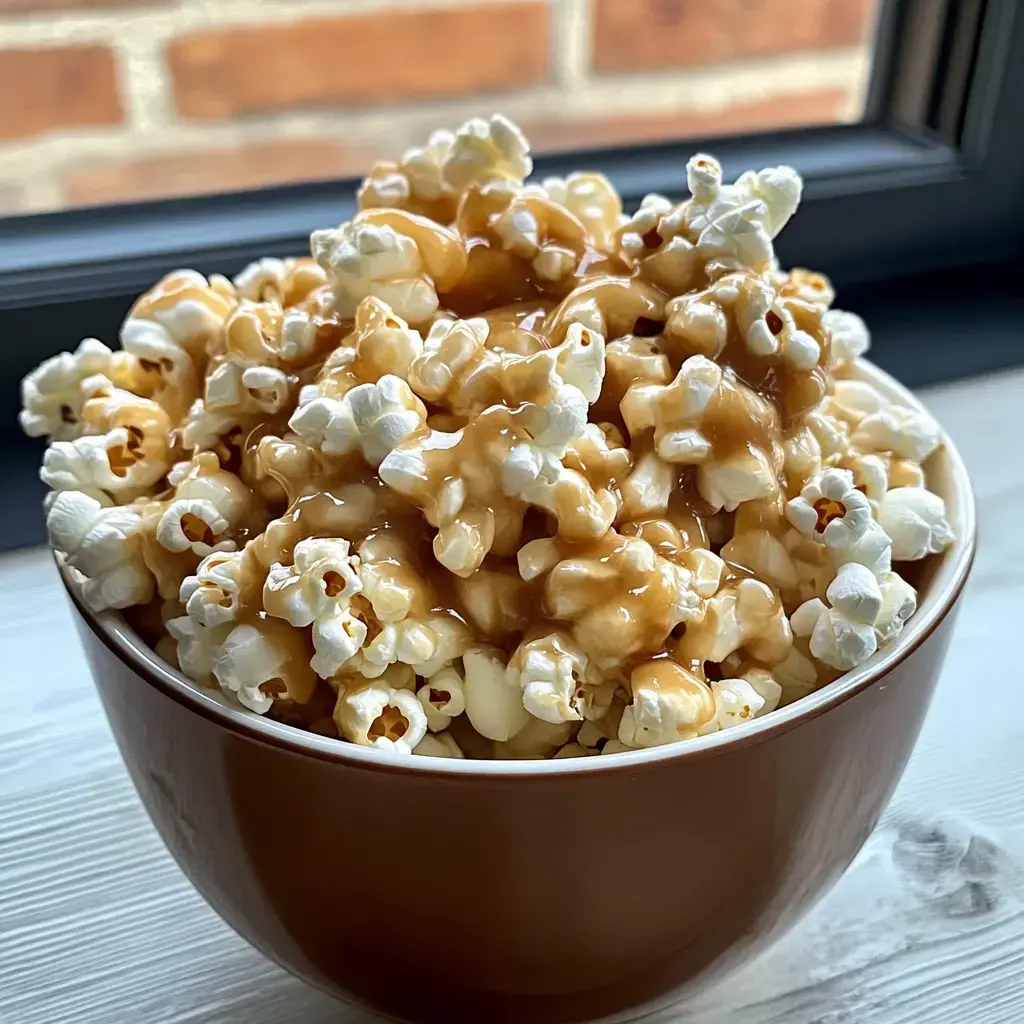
[2,0,1022,549]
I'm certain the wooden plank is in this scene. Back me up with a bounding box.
[1,368,1022,1024]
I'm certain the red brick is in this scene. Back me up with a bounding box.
[168,3,551,121]
[593,0,878,73]
[63,138,376,208]
[526,89,851,153]
[0,45,122,142]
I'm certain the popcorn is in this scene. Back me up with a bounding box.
[212,619,317,713]
[334,679,427,755]
[541,172,623,251]
[779,268,835,308]
[407,316,493,409]
[180,550,245,627]
[840,451,889,506]
[792,563,917,671]
[124,270,234,380]
[417,666,466,732]
[232,256,326,306]
[786,468,892,576]
[454,565,533,638]
[335,537,471,681]
[824,379,884,426]
[621,355,721,464]
[506,630,602,725]
[675,577,792,667]
[619,660,716,748]
[773,644,820,703]
[874,571,918,642]
[664,291,729,359]
[621,355,781,512]
[462,646,530,742]
[877,487,955,561]
[380,374,604,573]
[619,194,674,262]
[166,615,229,685]
[852,401,943,462]
[289,374,427,466]
[491,190,589,282]
[314,298,425,400]
[493,716,574,759]
[178,398,245,456]
[359,129,457,220]
[414,732,464,758]
[679,156,802,273]
[823,308,870,368]
[263,537,365,679]
[311,209,465,324]
[155,454,252,556]
[552,742,590,759]
[791,562,882,671]
[441,114,532,193]
[601,334,672,414]
[47,490,153,612]
[711,676,768,729]
[737,667,783,714]
[545,275,666,345]
[23,122,958,760]
[733,276,822,370]
[542,530,706,670]
[20,338,118,441]
[41,376,173,500]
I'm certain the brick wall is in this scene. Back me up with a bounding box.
[0,0,878,215]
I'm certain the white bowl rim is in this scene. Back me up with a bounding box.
[63,359,977,778]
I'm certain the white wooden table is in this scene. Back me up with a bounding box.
[2,368,1023,1024]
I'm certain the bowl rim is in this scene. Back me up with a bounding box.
[60,359,977,779]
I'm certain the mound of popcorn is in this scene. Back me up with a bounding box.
[24,114,956,760]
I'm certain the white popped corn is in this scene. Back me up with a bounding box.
[824,308,871,368]
[506,631,597,725]
[791,562,882,671]
[710,676,767,729]
[413,732,464,758]
[263,537,366,680]
[852,402,943,462]
[877,487,955,561]
[311,219,439,324]
[417,666,467,733]
[19,338,117,441]
[619,660,716,748]
[47,490,153,612]
[335,680,428,755]
[441,114,532,192]
[462,646,530,742]
[787,468,893,576]
[180,550,245,628]
[289,374,427,466]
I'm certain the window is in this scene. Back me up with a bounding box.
[2,0,1022,552]
[0,0,880,215]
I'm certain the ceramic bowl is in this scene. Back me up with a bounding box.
[61,360,976,1024]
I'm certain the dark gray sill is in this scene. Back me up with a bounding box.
[3,258,1021,553]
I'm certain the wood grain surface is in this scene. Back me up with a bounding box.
[2,368,1022,1024]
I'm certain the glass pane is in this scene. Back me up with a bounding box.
[0,0,881,216]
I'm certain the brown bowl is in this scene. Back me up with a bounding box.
[60,361,976,1024]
